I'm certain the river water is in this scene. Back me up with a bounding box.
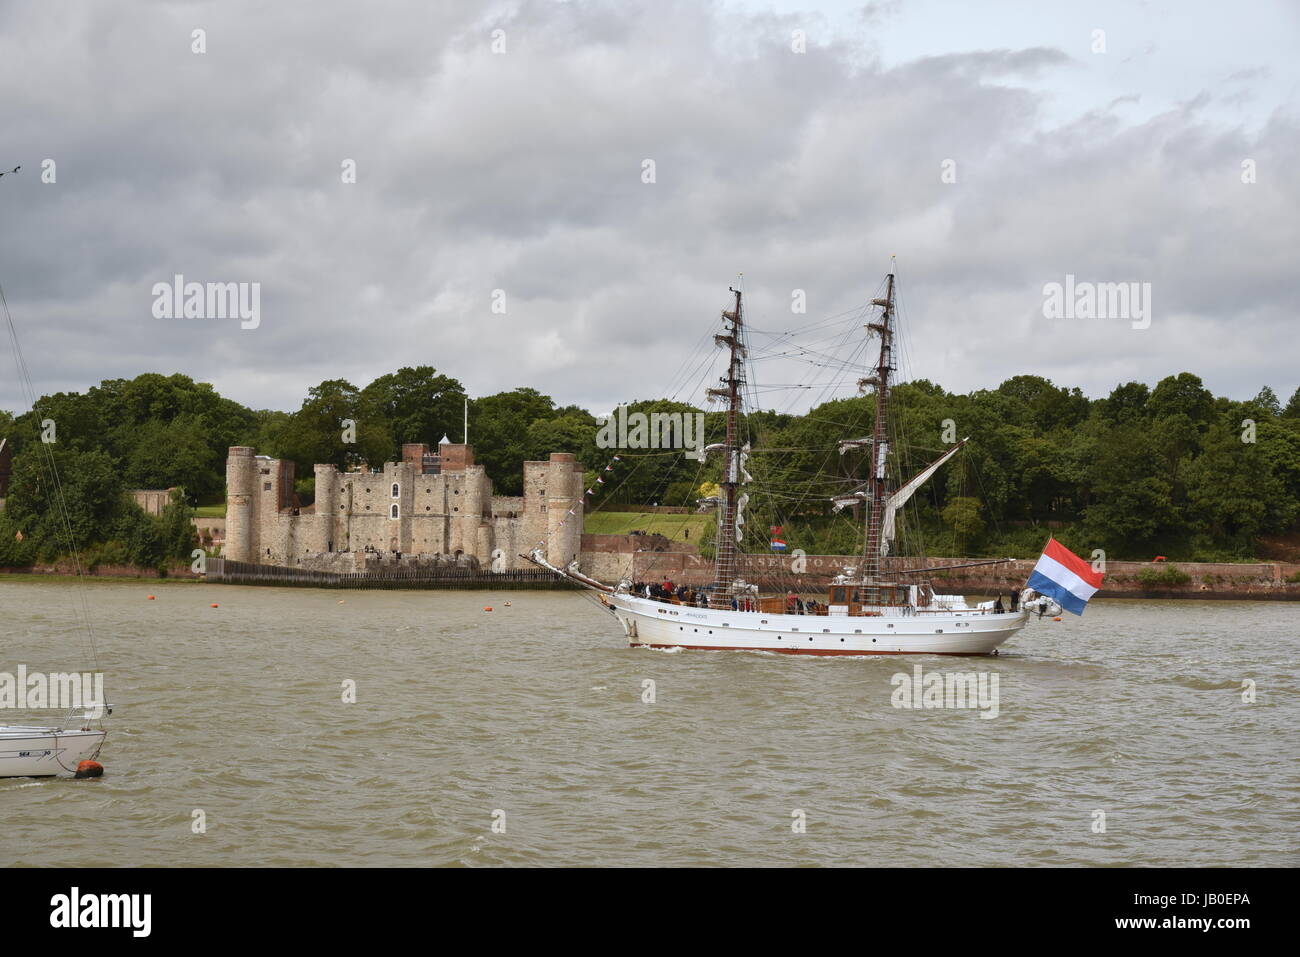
[1,580,1296,867]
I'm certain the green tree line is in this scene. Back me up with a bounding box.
[2,369,1298,566]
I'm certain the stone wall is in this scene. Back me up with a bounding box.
[575,544,1300,599]
[224,445,584,572]
[131,488,176,516]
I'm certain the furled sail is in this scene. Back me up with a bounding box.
[735,492,749,543]
[879,439,968,555]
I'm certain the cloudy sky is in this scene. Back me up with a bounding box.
[1,0,1296,418]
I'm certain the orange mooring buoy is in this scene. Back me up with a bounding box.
[147,595,156,600]
[484,606,493,612]
[210,603,219,608]
[1053,616,1062,621]
[74,760,104,779]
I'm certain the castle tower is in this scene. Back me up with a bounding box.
[544,452,584,567]
[225,447,256,562]
[315,463,339,552]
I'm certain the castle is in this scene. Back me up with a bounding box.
[224,441,584,572]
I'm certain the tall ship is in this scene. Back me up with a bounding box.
[531,272,1043,654]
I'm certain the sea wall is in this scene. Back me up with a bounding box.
[580,547,1300,600]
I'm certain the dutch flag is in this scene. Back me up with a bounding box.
[1027,538,1104,616]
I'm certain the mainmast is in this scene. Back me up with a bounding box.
[861,274,896,602]
[707,287,745,608]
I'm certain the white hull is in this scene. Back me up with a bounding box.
[609,594,1027,655]
[0,727,106,778]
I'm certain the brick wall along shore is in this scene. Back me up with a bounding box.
[578,536,1300,601]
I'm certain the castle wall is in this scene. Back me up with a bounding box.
[223,443,575,572]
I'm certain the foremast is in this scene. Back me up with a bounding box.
[861,274,896,604]
[706,287,745,608]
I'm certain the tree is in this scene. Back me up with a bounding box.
[360,366,467,452]
[1148,372,1213,426]
[279,379,392,478]
[1252,386,1281,416]
[470,388,558,494]
[942,496,985,552]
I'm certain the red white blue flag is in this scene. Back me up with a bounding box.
[1027,538,1103,615]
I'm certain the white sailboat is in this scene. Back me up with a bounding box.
[533,273,1049,655]
[0,724,109,778]
[1,273,109,776]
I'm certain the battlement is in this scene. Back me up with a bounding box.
[225,443,582,570]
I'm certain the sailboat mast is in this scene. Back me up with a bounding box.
[707,287,745,607]
[862,273,895,601]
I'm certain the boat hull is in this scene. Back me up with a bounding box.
[609,595,1027,655]
[0,727,106,778]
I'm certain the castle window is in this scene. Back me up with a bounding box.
[391,505,399,519]
[260,468,270,475]
[391,483,400,498]
[263,482,272,491]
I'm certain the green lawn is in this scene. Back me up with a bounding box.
[194,504,226,518]
[583,510,712,541]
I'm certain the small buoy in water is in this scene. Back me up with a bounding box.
[210,603,219,608]
[1053,616,1062,621]
[484,606,493,612]
[504,601,512,607]
[74,760,104,779]
[147,595,155,600]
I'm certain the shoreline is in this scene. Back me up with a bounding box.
[2,567,1298,602]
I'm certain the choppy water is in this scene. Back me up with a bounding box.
[1,580,1296,866]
